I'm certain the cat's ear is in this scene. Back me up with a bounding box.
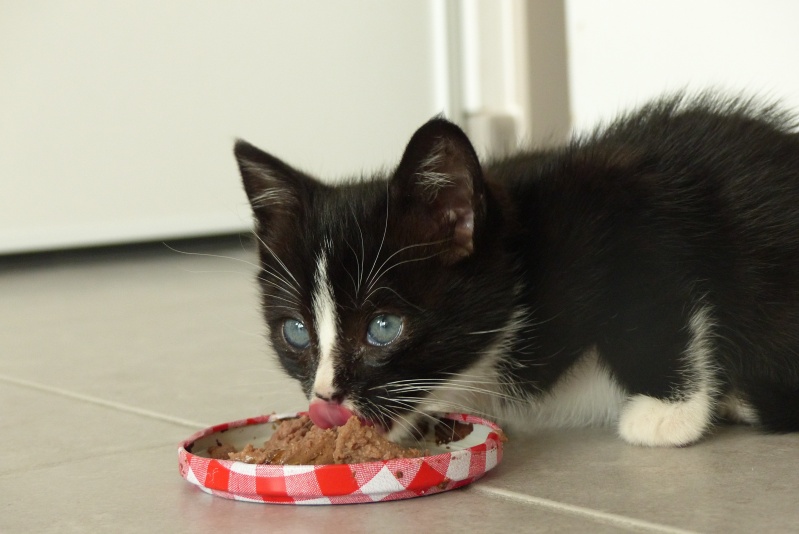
[391,117,485,264]
[234,140,312,237]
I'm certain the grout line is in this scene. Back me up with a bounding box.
[0,442,175,480]
[0,373,209,430]
[472,485,700,534]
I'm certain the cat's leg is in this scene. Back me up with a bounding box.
[739,380,799,432]
[603,304,721,447]
[717,390,759,425]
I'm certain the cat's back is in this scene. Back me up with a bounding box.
[485,93,799,369]
[488,93,799,244]
[492,93,799,187]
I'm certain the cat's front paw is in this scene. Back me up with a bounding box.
[618,394,712,447]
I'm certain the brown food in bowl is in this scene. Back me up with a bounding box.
[208,416,426,465]
[434,419,475,445]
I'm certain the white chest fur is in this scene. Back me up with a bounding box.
[505,349,626,432]
[414,347,626,436]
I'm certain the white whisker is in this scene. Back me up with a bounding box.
[349,204,367,297]
[259,263,301,300]
[362,286,425,311]
[385,383,521,403]
[365,250,445,293]
[251,232,302,294]
[163,244,261,271]
[364,185,390,289]
[382,395,497,420]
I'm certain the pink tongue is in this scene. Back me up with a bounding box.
[308,400,354,429]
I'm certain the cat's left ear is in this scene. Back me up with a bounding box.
[391,117,486,264]
[234,140,318,246]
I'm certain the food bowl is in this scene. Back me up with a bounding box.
[178,412,505,505]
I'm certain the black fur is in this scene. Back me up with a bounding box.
[236,93,799,443]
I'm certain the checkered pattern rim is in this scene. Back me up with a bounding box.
[178,412,504,505]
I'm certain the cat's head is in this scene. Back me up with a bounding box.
[235,118,519,439]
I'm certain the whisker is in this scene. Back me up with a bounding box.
[362,286,426,312]
[372,399,441,446]
[365,240,446,292]
[385,383,522,403]
[466,327,509,335]
[256,277,302,302]
[259,264,302,300]
[179,268,250,277]
[251,233,302,294]
[261,293,302,308]
[383,395,498,420]
[365,250,445,293]
[348,204,367,297]
[361,398,425,447]
[344,241,361,296]
[163,244,261,271]
[364,184,391,289]
[379,375,526,389]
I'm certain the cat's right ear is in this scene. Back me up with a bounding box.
[391,117,486,264]
[234,140,309,235]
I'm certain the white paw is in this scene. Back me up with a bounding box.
[618,394,712,447]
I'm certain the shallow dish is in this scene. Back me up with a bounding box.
[178,412,505,505]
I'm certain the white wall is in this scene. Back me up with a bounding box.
[0,1,449,253]
[7,1,799,254]
[566,0,799,131]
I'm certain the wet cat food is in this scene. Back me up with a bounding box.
[208,415,426,465]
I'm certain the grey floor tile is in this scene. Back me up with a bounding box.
[0,241,306,426]
[0,380,626,533]
[0,381,191,475]
[0,445,633,534]
[484,425,799,533]
[4,240,799,534]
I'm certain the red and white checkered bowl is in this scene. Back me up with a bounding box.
[178,412,505,505]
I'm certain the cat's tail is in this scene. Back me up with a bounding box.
[745,381,799,433]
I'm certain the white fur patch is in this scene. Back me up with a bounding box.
[618,394,711,446]
[386,303,724,448]
[239,161,294,209]
[618,305,719,447]
[311,253,338,400]
[522,349,625,430]
[400,347,625,440]
[391,310,626,440]
[416,141,452,193]
[719,392,759,424]
[386,307,528,441]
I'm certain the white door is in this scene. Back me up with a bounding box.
[0,1,459,253]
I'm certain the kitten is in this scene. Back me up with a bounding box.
[235,94,799,447]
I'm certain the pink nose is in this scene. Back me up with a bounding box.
[308,399,354,429]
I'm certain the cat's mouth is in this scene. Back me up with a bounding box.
[308,399,353,428]
[308,399,388,433]
[307,399,451,445]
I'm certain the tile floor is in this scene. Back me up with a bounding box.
[1,236,797,533]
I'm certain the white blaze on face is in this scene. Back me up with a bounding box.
[311,252,338,400]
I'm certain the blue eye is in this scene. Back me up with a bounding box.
[283,319,310,349]
[366,314,403,346]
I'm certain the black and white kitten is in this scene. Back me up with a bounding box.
[235,94,799,447]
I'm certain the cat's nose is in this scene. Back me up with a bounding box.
[314,391,344,403]
[308,398,354,429]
